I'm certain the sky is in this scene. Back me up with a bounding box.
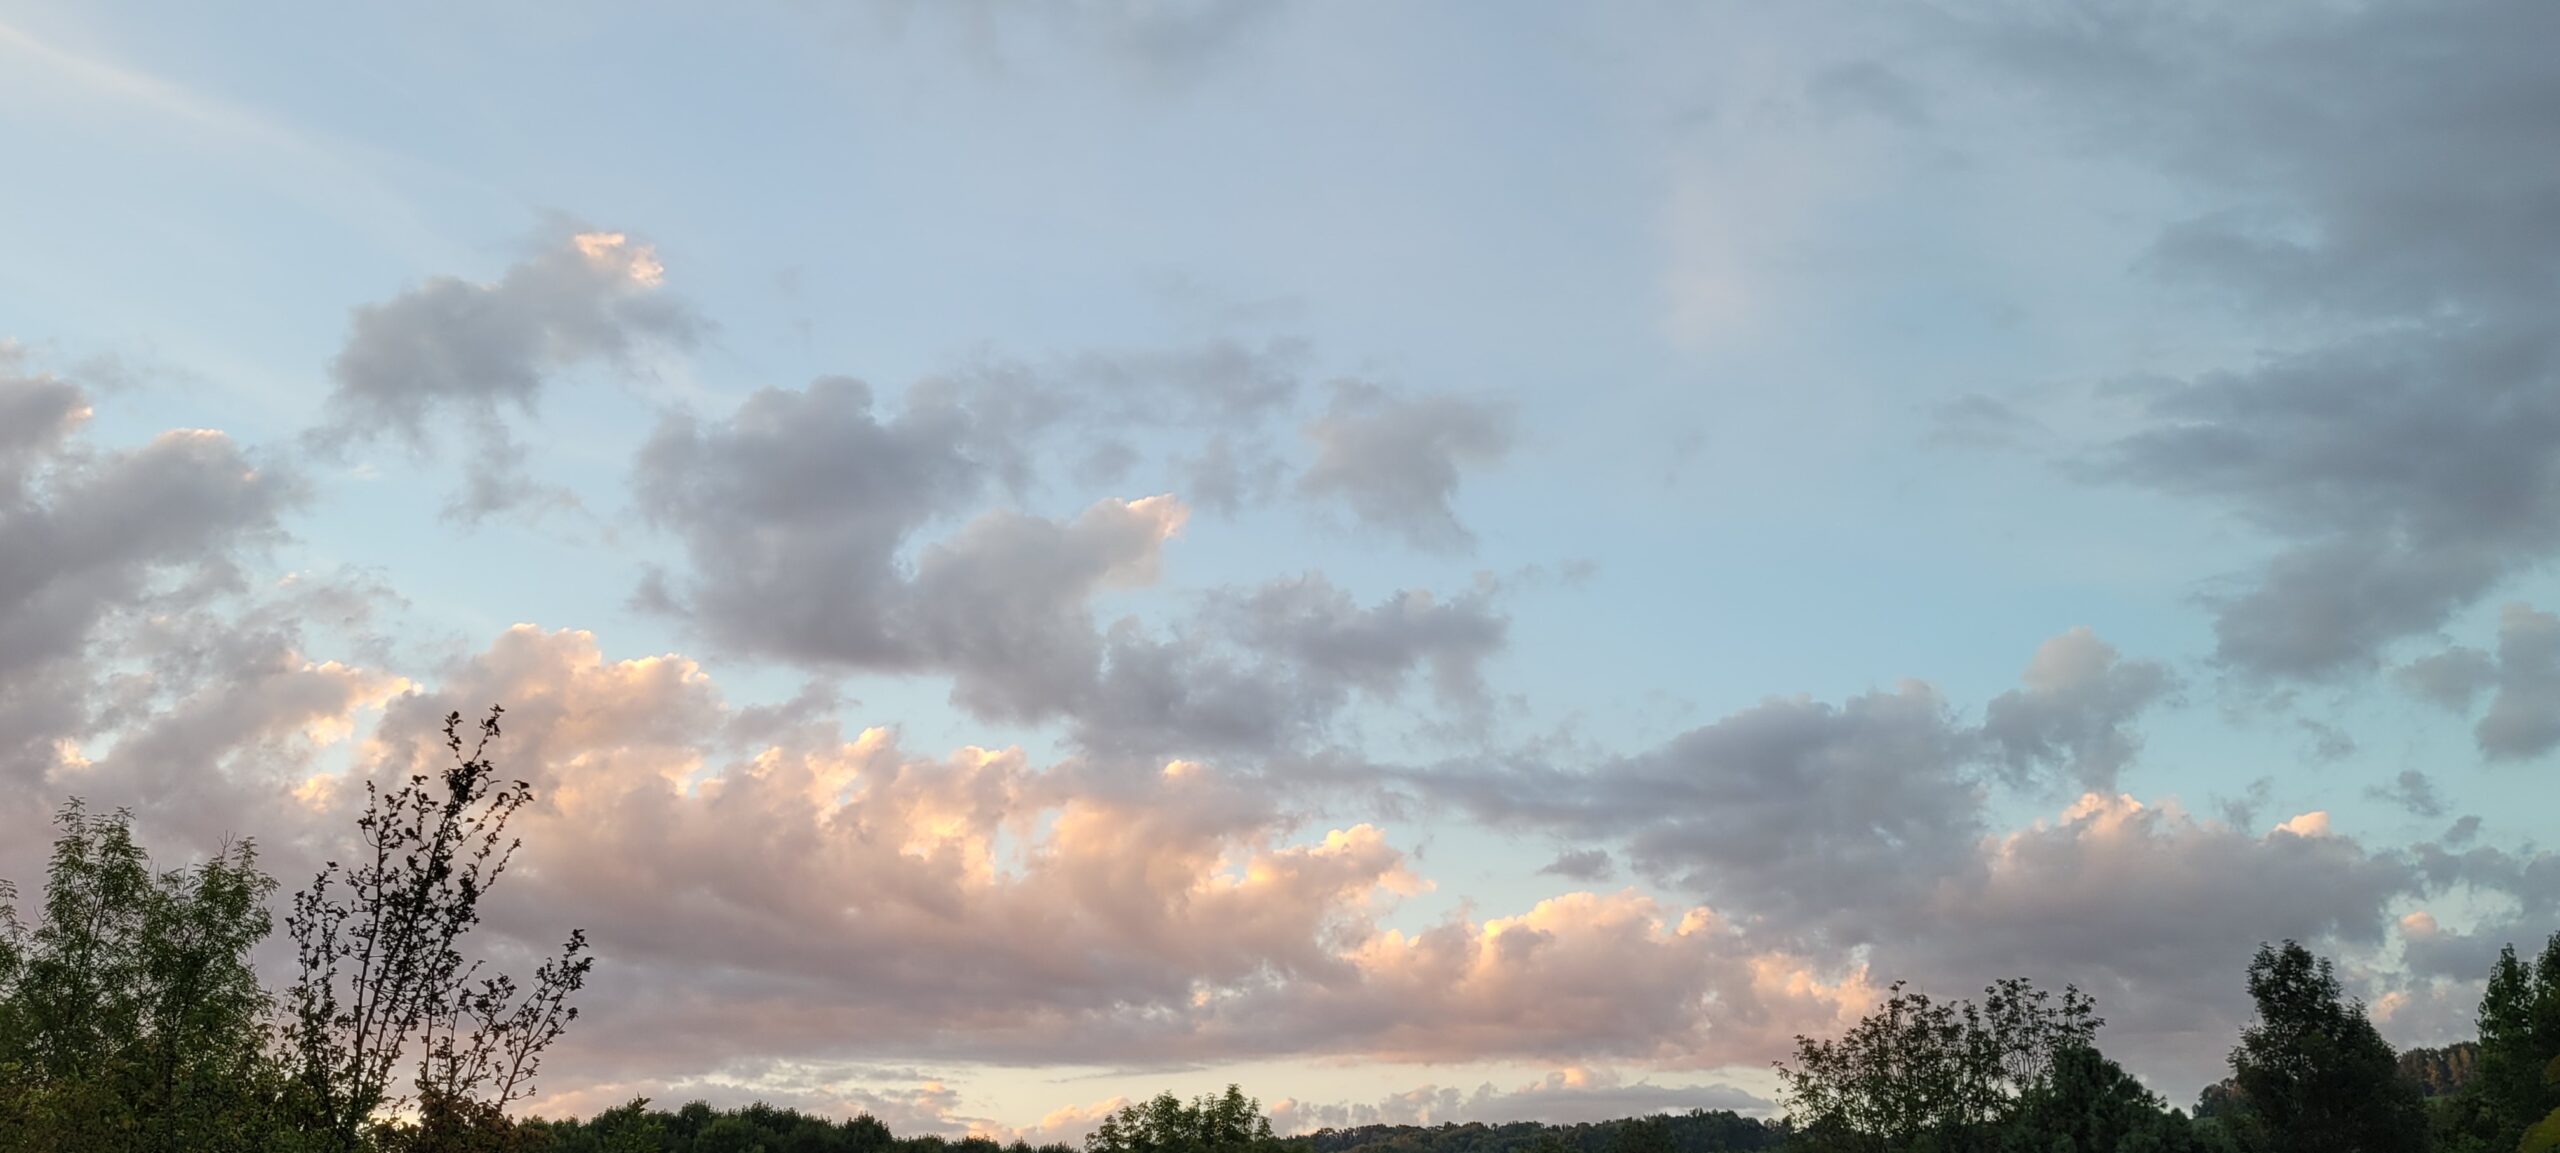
[3,0,2557,1138]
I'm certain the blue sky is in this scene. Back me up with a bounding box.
[4,0,2555,1136]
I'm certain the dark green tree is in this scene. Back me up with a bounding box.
[1776,977,2101,1150]
[2437,931,2560,1153]
[1087,1086,1283,1153]
[0,801,288,1152]
[2224,940,2425,1153]
[1999,1045,2227,1153]
[1604,1116,1672,1153]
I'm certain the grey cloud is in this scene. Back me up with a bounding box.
[1892,794,2430,1097]
[1299,381,1513,552]
[905,497,1192,721]
[1537,848,1614,882]
[2365,770,2444,819]
[2101,333,2556,677]
[1070,573,1509,758]
[632,375,988,669]
[1178,435,1286,516]
[0,365,297,714]
[636,378,1502,755]
[908,337,1309,498]
[1222,574,1506,711]
[2473,603,2560,759]
[1270,1072,1771,1133]
[0,371,365,896]
[2297,719,2357,763]
[2399,645,2496,712]
[2398,603,2560,760]
[1405,682,1985,949]
[1376,624,2464,1100]
[1404,628,2174,944]
[311,229,700,519]
[1988,1,2560,677]
[1980,626,2176,792]
[2398,916,2513,983]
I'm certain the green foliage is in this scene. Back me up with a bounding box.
[2526,1055,2560,1153]
[0,800,288,1152]
[1292,1109,1779,1153]
[0,705,589,1152]
[520,1098,1044,1153]
[1087,1086,1282,1153]
[2450,934,2560,1153]
[1998,1046,2228,1153]
[2224,940,2427,1153]
[1775,977,2101,1149]
[2401,1043,2483,1099]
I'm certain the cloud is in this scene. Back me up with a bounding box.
[1269,1068,1772,1133]
[903,495,1193,720]
[1217,574,1506,713]
[1299,382,1513,552]
[1979,1,2560,677]
[332,626,1872,1097]
[311,229,700,519]
[2100,334,2560,678]
[2365,770,2444,819]
[635,376,1504,755]
[0,359,300,809]
[2471,603,2560,760]
[2400,603,2560,760]
[2398,645,2496,712]
[1403,681,1986,950]
[1980,626,2176,792]
[0,370,416,904]
[1538,849,1615,883]
[1068,578,1505,760]
[1379,625,2494,1099]
[1208,890,1869,1067]
[905,337,1310,498]
[631,377,1193,723]
[1891,792,2432,1093]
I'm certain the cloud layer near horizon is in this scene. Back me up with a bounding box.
[3,351,2539,1109]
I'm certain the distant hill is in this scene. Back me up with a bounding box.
[1288,1110,1783,1153]
[2398,1040,2482,1097]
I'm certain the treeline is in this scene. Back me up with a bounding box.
[502,1089,1786,1153]
[1295,1109,1782,1153]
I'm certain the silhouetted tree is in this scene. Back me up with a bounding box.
[1999,1045,2224,1153]
[1776,977,2100,1150]
[1088,1086,1283,1153]
[2433,932,2560,1153]
[2224,940,2425,1153]
[286,706,592,1151]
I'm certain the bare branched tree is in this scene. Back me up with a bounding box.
[285,706,590,1151]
